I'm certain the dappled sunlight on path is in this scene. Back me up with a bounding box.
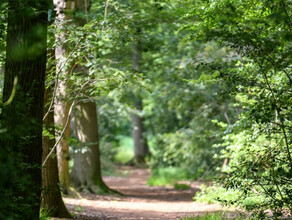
[61,166,224,219]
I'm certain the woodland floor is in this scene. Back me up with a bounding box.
[53,166,233,220]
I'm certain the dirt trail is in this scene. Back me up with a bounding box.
[61,166,224,220]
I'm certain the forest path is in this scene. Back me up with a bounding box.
[62,166,224,220]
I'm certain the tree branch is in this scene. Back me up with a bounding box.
[43,39,82,121]
[42,80,91,167]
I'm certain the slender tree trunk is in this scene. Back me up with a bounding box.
[53,0,73,194]
[41,52,71,218]
[131,99,149,163]
[1,1,48,218]
[131,29,149,164]
[54,92,71,194]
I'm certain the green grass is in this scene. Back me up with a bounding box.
[182,212,222,220]
[147,167,188,186]
[74,205,83,212]
[113,135,134,164]
[174,183,191,190]
[181,212,248,220]
[39,209,50,220]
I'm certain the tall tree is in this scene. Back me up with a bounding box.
[131,31,149,164]
[41,51,71,218]
[70,0,115,194]
[1,0,48,218]
[53,0,73,194]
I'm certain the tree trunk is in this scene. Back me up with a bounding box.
[41,52,71,218]
[1,1,48,218]
[131,99,149,163]
[71,101,112,193]
[131,29,149,164]
[54,93,71,194]
[69,0,116,194]
[53,0,73,194]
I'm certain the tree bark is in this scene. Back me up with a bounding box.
[1,1,48,218]
[53,0,73,194]
[71,101,112,193]
[54,93,71,194]
[131,29,149,164]
[69,0,116,194]
[41,52,71,218]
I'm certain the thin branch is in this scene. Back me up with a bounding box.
[262,67,292,176]
[283,69,292,85]
[224,112,231,124]
[42,80,91,167]
[102,0,110,32]
[43,39,82,121]
[281,0,292,33]
[273,170,292,212]
[85,0,89,22]
[2,76,18,107]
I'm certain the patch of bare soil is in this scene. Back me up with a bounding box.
[58,166,226,220]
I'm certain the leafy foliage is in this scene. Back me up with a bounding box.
[1,0,292,217]
[184,0,292,218]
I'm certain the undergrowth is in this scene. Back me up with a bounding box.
[194,184,241,204]
[147,167,188,186]
[113,135,134,164]
[181,211,248,220]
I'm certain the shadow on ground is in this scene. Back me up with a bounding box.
[61,166,225,220]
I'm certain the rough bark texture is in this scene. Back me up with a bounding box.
[53,0,73,194]
[41,56,71,218]
[1,1,48,218]
[131,30,149,164]
[71,101,111,193]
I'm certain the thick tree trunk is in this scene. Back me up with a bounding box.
[71,101,111,193]
[69,0,116,194]
[53,0,73,194]
[1,1,48,218]
[131,30,149,164]
[41,55,71,218]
